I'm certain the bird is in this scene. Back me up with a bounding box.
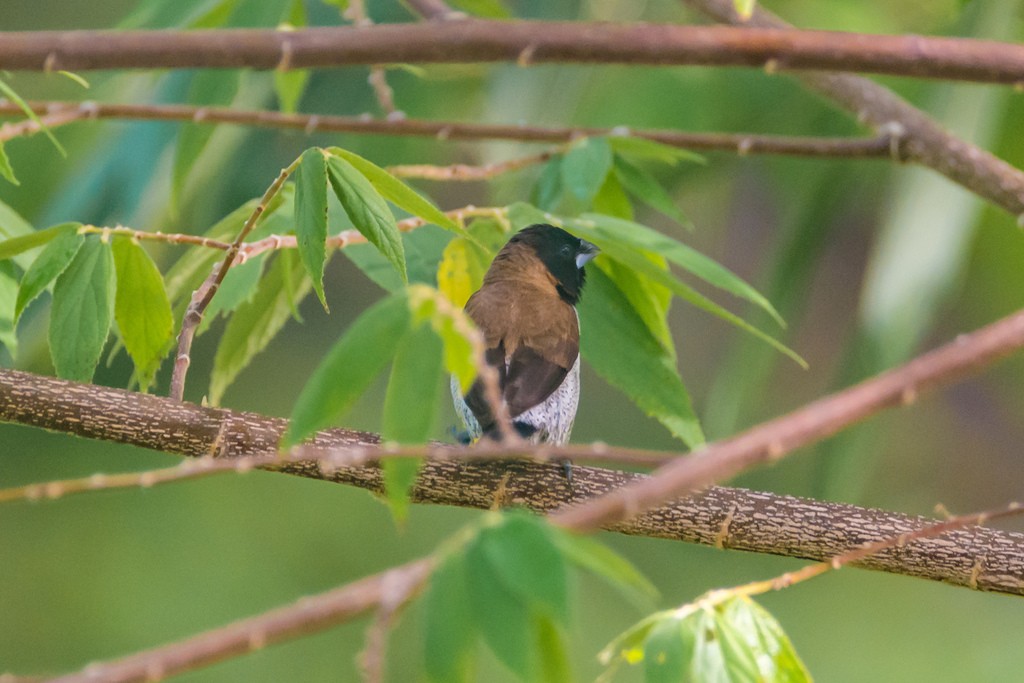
[451,223,599,451]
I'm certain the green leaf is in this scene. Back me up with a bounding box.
[283,292,411,446]
[721,597,812,682]
[327,147,462,234]
[592,171,634,220]
[209,250,312,405]
[535,613,571,683]
[0,141,17,185]
[15,227,83,323]
[448,0,511,18]
[0,262,18,359]
[551,531,658,609]
[201,253,267,331]
[380,322,444,520]
[345,224,453,294]
[479,514,570,626]
[326,155,407,284]
[407,284,476,393]
[424,551,476,683]
[112,237,174,392]
[568,216,802,368]
[582,209,785,329]
[607,136,705,166]
[642,616,691,683]
[613,157,689,226]
[0,78,65,157]
[580,267,704,447]
[0,222,79,263]
[532,156,563,212]
[274,0,309,113]
[437,236,490,308]
[0,198,32,241]
[598,255,674,358]
[49,237,115,382]
[294,147,330,310]
[561,137,613,206]
[466,533,536,679]
[173,70,241,200]
[733,0,757,20]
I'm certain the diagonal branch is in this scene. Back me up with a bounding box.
[684,0,1024,220]
[1,22,1023,84]
[1,366,1023,596]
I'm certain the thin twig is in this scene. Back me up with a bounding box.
[168,157,301,401]
[1,23,1023,85]
[344,0,400,117]
[42,558,434,683]
[387,150,558,180]
[0,100,899,160]
[0,109,80,142]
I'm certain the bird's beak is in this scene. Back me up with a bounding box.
[576,239,599,268]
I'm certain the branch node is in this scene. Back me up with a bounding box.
[43,51,58,73]
[737,137,753,156]
[969,557,984,590]
[192,107,209,123]
[303,115,320,134]
[900,386,918,406]
[714,506,737,549]
[385,110,407,122]
[763,58,780,75]
[277,38,294,72]
[517,44,537,67]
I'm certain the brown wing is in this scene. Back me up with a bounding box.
[462,284,579,432]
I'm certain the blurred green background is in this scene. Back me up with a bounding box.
[3,0,1024,680]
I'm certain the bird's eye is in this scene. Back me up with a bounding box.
[560,244,572,257]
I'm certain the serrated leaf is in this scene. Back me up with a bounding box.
[613,157,689,226]
[424,551,476,683]
[551,531,658,608]
[437,237,489,308]
[209,251,312,405]
[173,70,241,200]
[607,136,705,166]
[345,224,452,294]
[327,147,462,234]
[0,262,18,359]
[381,323,443,521]
[532,156,563,212]
[283,292,411,446]
[0,222,79,263]
[201,253,267,331]
[561,137,613,206]
[294,148,330,310]
[326,155,407,283]
[568,216,803,368]
[479,514,570,626]
[15,228,83,323]
[49,237,115,382]
[466,534,536,680]
[580,267,704,446]
[721,597,812,682]
[112,237,173,391]
[407,284,476,394]
[642,616,691,683]
[0,141,17,185]
[598,255,674,358]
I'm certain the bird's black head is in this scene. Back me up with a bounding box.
[509,224,599,305]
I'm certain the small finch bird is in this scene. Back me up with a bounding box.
[451,223,599,446]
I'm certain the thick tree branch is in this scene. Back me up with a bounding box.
[685,0,1024,218]
[0,100,898,159]
[2,366,1023,596]
[0,22,1023,83]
